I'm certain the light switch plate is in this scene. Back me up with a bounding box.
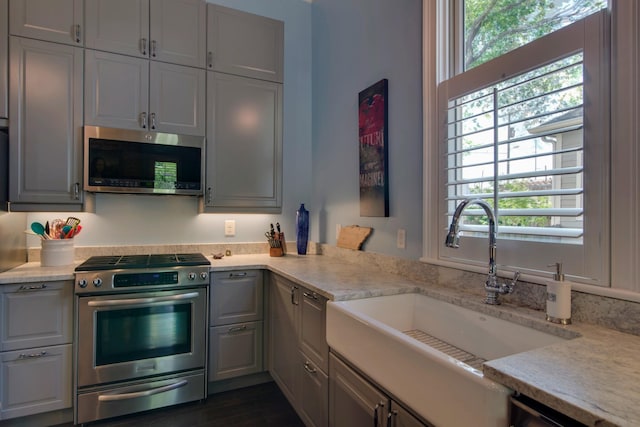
[224,220,236,236]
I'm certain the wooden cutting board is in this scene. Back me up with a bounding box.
[337,225,373,250]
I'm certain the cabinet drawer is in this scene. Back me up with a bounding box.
[300,288,328,374]
[209,321,263,381]
[210,270,263,326]
[1,281,72,351]
[0,344,72,420]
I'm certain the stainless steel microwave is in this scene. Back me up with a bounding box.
[84,126,204,196]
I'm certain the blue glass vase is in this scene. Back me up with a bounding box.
[296,203,309,255]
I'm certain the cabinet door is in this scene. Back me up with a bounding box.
[207,4,283,82]
[205,72,282,212]
[9,37,83,205]
[0,344,72,420]
[210,270,263,326]
[85,0,149,58]
[300,288,328,374]
[0,281,72,352]
[150,0,206,68]
[0,0,8,120]
[10,0,83,46]
[85,49,149,131]
[149,61,205,136]
[299,352,328,427]
[329,353,388,427]
[269,275,300,405]
[209,321,263,381]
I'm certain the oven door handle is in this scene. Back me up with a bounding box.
[97,379,189,402]
[87,292,200,307]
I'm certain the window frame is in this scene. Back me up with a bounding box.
[425,4,610,286]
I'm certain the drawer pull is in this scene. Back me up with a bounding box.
[227,325,247,333]
[303,291,319,301]
[303,361,317,374]
[18,283,47,291]
[18,351,47,360]
[229,272,247,278]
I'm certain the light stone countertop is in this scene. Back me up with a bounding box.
[1,253,638,426]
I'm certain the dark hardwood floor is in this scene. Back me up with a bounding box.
[57,382,304,427]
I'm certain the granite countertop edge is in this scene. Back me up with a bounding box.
[1,254,636,426]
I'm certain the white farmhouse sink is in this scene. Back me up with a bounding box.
[326,293,570,427]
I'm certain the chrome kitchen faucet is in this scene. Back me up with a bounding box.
[445,198,520,305]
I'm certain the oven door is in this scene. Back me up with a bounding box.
[76,287,207,388]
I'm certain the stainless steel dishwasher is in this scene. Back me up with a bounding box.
[510,394,587,427]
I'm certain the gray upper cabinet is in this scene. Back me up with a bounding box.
[204,72,282,212]
[9,36,84,208]
[9,0,83,46]
[85,0,206,68]
[207,4,283,83]
[85,49,205,136]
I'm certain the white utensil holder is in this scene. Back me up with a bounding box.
[41,239,74,267]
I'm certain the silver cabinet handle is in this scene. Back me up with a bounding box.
[18,283,47,291]
[151,40,157,57]
[228,325,247,333]
[140,111,147,129]
[387,410,397,427]
[140,38,147,55]
[303,291,319,301]
[18,351,47,360]
[373,402,385,427]
[88,292,200,307]
[207,187,212,204]
[150,112,157,130]
[303,361,317,374]
[74,24,81,43]
[229,272,247,278]
[98,380,188,402]
[207,51,213,68]
[290,286,299,305]
[74,182,80,200]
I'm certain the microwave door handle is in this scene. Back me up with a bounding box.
[98,379,188,402]
[87,292,200,307]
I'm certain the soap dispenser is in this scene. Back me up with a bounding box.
[546,262,571,325]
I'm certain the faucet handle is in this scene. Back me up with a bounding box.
[511,271,521,285]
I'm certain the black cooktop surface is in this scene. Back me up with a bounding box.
[75,253,210,271]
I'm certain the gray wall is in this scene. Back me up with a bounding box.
[311,0,423,258]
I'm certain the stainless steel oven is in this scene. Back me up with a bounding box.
[74,254,210,425]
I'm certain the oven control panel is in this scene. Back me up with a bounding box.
[75,267,210,294]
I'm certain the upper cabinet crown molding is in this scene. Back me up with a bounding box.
[85,0,206,68]
[9,0,84,46]
[207,4,284,83]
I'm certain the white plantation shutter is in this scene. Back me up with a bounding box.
[437,12,609,284]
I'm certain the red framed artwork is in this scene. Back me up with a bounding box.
[358,78,389,217]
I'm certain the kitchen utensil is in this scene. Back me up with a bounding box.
[62,225,73,238]
[30,222,49,240]
[65,216,81,228]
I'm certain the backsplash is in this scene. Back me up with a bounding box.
[27,240,640,335]
[318,244,640,336]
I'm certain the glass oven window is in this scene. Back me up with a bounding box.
[95,303,192,366]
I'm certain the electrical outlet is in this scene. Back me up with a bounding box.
[397,228,406,249]
[224,220,236,237]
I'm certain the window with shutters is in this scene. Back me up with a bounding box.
[435,5,610,285]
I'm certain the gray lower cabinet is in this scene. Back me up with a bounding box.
[9,36,84,210]
[269,273,329,427]
[203,71,282,213]
[209,270,264,381]
[0,281,73,420]
[329,353,430,427]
